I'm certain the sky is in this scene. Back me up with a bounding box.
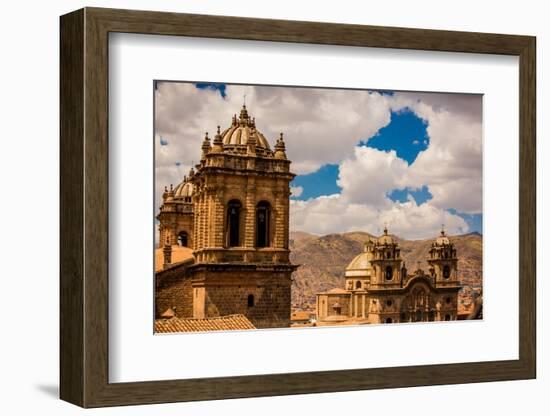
[155,81,482,240]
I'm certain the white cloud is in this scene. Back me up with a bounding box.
[389,94,483,214]
[290,194,469,240]
[337,146,408,207]
[290,186,303,198]
[289,143,471,239]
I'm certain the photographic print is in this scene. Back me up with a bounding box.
[154,82,483,334]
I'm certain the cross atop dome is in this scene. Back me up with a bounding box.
[239,103,249,122]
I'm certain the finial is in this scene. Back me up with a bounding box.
[217,125,221,134]
[239,102,249,121]
[441,224,446,236]
[383,222,388,235]
[274,131,287,158]
[170,183,173,191]
[164,185,167,192]
[202,132,211,155]
[243,93,246,106]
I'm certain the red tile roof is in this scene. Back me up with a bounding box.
[155,246,194,272]
[155,314,256,333]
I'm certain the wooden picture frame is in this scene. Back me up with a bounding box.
[60,7,536,408]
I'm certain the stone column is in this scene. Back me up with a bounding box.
[198,190,205,251]
[244,177,256,248]
[274,189,286,249]
[214,188,225,247]
[205,188,214,249]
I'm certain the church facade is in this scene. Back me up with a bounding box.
[316,227,462,325]
[156,105,297,329]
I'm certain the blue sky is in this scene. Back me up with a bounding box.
[195,82,226,97]
[291,164,341,199]
[361,109,429,164]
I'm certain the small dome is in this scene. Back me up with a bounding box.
[346,253,371,276]
[378,226,396,245]
[173,181,193,199]
[345,243,374,277]
[220,105,271,149]
[435,229,450,245]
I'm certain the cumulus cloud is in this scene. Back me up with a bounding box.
[290,186,303,198]
[389,93,483,214]
[155,82,393,175]
[337,146,408,207]
[289,142,471,239]
[290,194,468,239]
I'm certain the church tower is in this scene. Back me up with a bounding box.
[427,228,459,287]
[157,177,194,248]
[369,227,406,289]
[187,104,297,328]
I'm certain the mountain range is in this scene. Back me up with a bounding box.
[289,230,483,311]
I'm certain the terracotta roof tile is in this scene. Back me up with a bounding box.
[155,314,256,333]
[155,246,194,272]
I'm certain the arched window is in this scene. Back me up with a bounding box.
[443,265,451,279]
[247,294,255,307]
[415,309,423,322]
[385,317,393,324]
[226,200,242,247]
[177,231,188,247]
[255,201,271,248]
[444,314,451,321]
[385,266,393,280]
[355,280,362,289]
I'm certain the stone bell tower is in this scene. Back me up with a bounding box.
[427,227,459,287]
[369,227,406,290]
[187,104,298,328]
[157,177,194,248]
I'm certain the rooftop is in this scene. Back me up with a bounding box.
[155,314,256,333]
[155,245,194,272]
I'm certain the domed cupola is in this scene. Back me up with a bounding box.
[377,226,396,246]
[220,104,272,155]
[173,179,194,201]
[429,227,456,260]
[434,228,451,246]
[345,239,375,279]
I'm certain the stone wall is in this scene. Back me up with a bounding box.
[155,264,193,318]
[158,210,194,248]
[191,267,292,328]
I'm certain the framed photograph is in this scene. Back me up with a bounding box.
[60,7,536,407]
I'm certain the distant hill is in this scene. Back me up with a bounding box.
[289,231,483,311]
